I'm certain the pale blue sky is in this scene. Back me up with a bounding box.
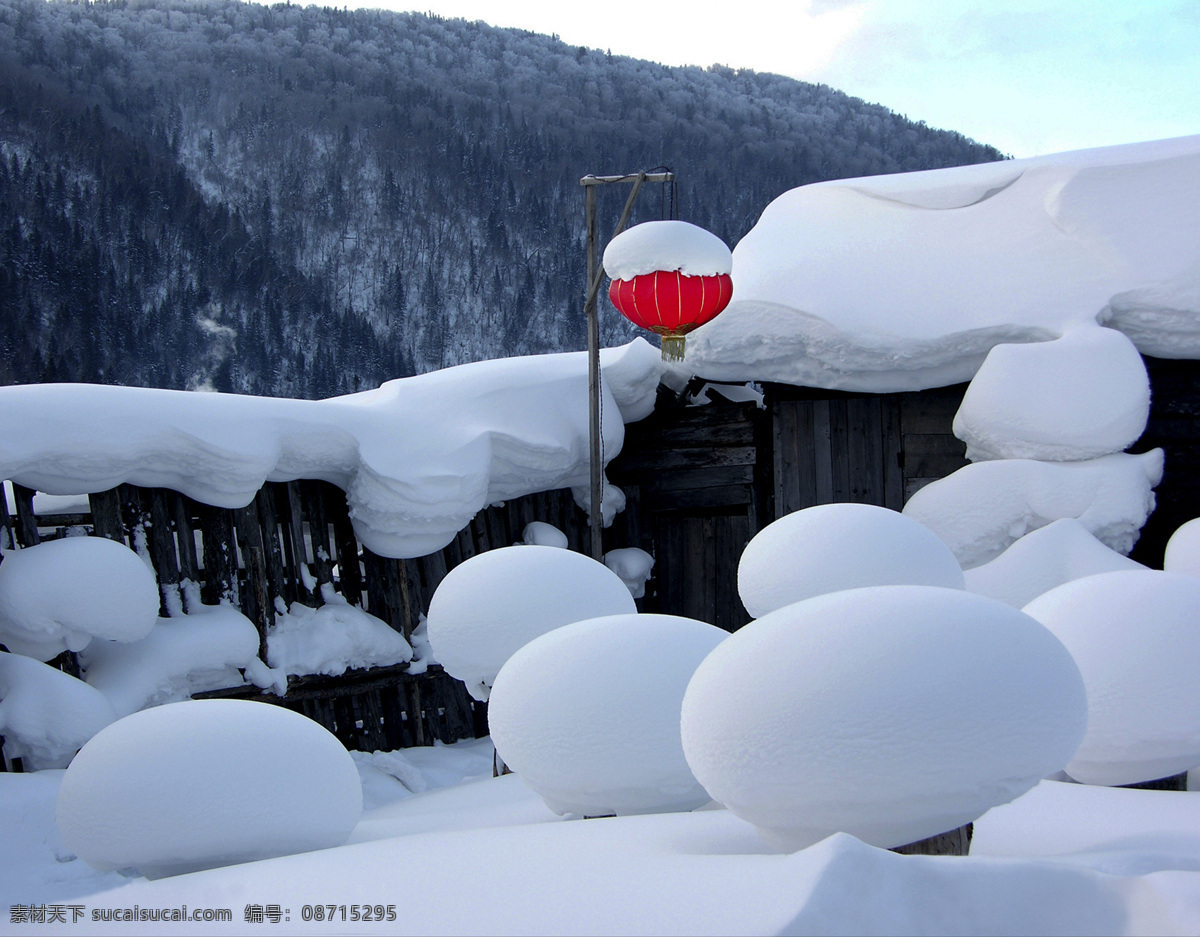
[319,0,1199,158]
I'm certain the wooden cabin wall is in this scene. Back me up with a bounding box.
[607,391,771,632]
[607,382,970,632]
[768,383,970,515]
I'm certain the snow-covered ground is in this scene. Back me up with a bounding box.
[4,739,1200,936]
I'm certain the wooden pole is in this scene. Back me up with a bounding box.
[585,183,602,561]
[581,170,671,562]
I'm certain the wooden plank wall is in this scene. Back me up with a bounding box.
[1129,357,1200,567]
[607,381,970,633]
[607,389,771,632]
[769,383,969,515]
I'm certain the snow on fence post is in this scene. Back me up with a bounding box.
[300,480,336,603]
[172,493,202,596]
[328,490,363,608]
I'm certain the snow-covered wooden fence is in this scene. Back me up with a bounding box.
[0,479,593,766]
[5,357,1197,770]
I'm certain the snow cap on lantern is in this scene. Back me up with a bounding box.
[603,220,733,362]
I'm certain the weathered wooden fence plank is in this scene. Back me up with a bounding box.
[328,490,363,608]
[233,502,272,658]
[171,493,201,596]
[143,488,181,616]
[199,503,238,606]
[253,486,288,613]
[88,488,124,544]
[11,483,40,547]
[301,480,335,603]
[811,399,835,504]
[281,481,314,607]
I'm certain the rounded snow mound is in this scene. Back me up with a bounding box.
[737,503,964,618]
[681,585,1086,852]
[519,521,568,548]
[56,699,362,879]
[603,547,655,599]
[602,220,732,280]
[1164,518,1200,575]
[0,536,160,660]
[1023,569,1200,786]
[489,613,727,817]
[964,518,1146,608]
[953,327,1150,462]
[426,546,636,701]
[902,450,1164,569]
[0,651,117,770]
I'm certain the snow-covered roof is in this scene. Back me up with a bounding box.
[0,340,663,559]
[686,134,1200,392]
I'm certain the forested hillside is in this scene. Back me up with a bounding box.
[0,0,1005,397]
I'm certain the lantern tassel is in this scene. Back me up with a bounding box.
[661,334,686,362]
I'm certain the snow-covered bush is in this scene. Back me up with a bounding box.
[1023,569,1200,786]
[681,585,1086,851]
[0,537,160,660]
[963,518,1146,608]
[1164,518,1200,575]
[603,547,655,599]
[0,651,116,770]
[56,699,362,879]
[489,613,727,817]
[737,503,964,618]
[426,545,636,701]
[903,450,1163,568]
[952,327,1150,463]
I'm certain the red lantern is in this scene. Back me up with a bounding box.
[608,270,733,361]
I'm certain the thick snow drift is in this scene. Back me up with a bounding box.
[1164,518,1200,575]
[681,585,1086,851]
[80,605,281,718]
[963,518,1147,608]
[0,652,116,770]
[0,536,160,661]
[952,327,1150,462]
[56,699,362,879]
[426,546,636,701]
[266,589,412,678]
[1023,569,1200,786]
[686,135,1200,391]
[489,613,727,817]
[737,503,964,618]
[602,221,732,280]
[903,449,1163,568]
[0,341,662,558]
